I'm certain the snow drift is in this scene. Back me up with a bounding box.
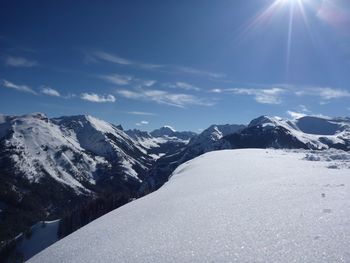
[29,149,350,262]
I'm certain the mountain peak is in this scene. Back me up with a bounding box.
[151,126,177,137]
[162,125,176,132]
[248,115,278,127]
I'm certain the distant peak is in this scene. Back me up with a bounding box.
[162,125,176,132]
[25,112,48,119]
[248,115,277,127]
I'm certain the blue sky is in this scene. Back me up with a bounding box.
[1,0,350,132]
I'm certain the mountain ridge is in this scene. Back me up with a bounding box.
[1,112,350,255]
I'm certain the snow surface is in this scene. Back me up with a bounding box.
[29,149,350,263]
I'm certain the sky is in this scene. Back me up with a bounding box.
[1,0,350,132]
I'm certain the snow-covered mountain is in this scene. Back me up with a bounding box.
[29,149,350,263]
[143,124,245,191]
[185,124,246,155]
[126,127,193,161]
[224,115,350,150]
[2,112,350,258]
[150,126,196,141]
[144,115,350,192]
[0,113,192,243]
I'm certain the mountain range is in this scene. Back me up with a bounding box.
[1,112,350,247]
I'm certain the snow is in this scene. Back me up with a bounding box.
[29,149,350,263]
[149,153,166,160]
[303,149,350,169]
[0,114,154,193]
[163,125,176,132]
[250,115,350,150]
[120,158,141,181]
[3,114,102,193]
[15,220,59,261]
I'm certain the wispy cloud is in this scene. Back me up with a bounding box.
[41,86,60,97]
[142,80,157,87]
[92,51,133,65]
[117,89,214,108]
[99,73,156,88]
[135,120,149,126]
[1,79,37,94]
[4,56,38,67]
[167,82,201,91]
[126,111,156,116]
[90,51,162,69]
[87,50,225,79]
[176,66,225,79]
[212,87,285,104]
[80,93,116,103]
[295,87,350,100]
[99,74,133,85]
[298,104,310,113]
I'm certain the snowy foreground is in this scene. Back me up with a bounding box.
[29,149,350,262]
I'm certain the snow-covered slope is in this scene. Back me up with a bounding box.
[0,113,157,244]
[29,149,350,263]
[0,113,151,192]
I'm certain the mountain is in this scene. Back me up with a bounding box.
[224,115,350,151]
[125,127,193,161]
[150,126,196,141]
[144,124,245,190]
[184,124,246,155]
[2,112,350,259]
[144,115,350,191]
[0,113,190,243]
[29,149,350,263]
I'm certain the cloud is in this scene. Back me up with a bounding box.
[91,51,161,69]
[4,56,38,67]
[126,111,156,116]
[93,51,133,65]
[298,104,310,113]
[116,89,214,108]
[295,87,350,100]
[80,93,116,103]
[213,87,285,104]
[88,50,225,79]
[142,80,157,87]
[176,66,225,79]
[41,87,60,97]
[100,74,133,85]
[232,88,285,104]
[286,111,306,119]
[1,79,37,94]
[167,82,201,91]
[99,73,156,88]
[210,88,222,93]
[135,120,149,126]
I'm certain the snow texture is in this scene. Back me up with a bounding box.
[29,149,350,263]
